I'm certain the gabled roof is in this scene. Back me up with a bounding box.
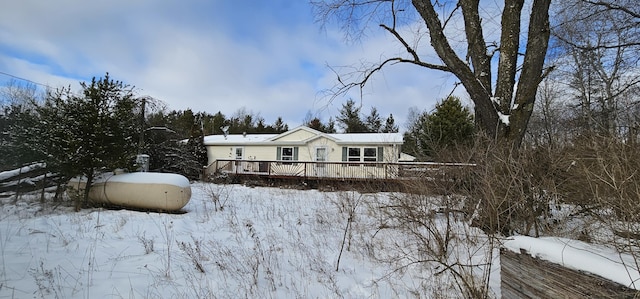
[203,126,403,146]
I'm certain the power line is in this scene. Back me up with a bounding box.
[0,71,53,89]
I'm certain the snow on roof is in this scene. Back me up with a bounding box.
[399,152,416,162]
[203,134,277,145]
[326,132,403,144]
[503,236,640,289]
[203,126,403,145]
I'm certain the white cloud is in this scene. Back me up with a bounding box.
[0,1,466,130]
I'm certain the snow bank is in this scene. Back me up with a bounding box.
[503,236,640,289]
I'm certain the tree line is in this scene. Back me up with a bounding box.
[303,98,399,134]
[0,71,480,192]
[1,72,460,208]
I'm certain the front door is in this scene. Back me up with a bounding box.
[233,147,244,172]
[315,147,328,177]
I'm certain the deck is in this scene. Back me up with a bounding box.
[205,159,474,182]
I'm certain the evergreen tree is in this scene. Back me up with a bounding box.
[402,97,474,160]
[382,113,399,133]
[183,118,207,179]
[336,99,367,133]
[43,74,140,210]
[255,117,268,133]
[174,109,197,137]
[1,82,43,170]
[208,111,226,135]
[422,96,474,157]
[365,107,382,133]
[197,111,221,136]
[403,110,430,159]
[4,103,49,169]
[325,117,337,133]
[306,117,325,132]
[304,116,335,133]
[273,117,288,133]
[143,108,207,179]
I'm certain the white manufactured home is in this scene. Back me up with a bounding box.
[203,126,410,179]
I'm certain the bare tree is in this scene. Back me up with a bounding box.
[312,0,553,148]
[0,79,40,108]
[561,0,640,50]
[524,77,571,148]
[553,0,640,137]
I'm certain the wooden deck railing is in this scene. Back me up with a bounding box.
[205,159,474,181]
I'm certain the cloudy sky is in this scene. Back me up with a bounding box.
[0,0,465,129]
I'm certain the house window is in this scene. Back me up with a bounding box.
[235,148,243,160]
[277,146,298,165]
[348,147,361,162]
[363,147,377,162]
[343,146,384,166]
[281,147,294,161]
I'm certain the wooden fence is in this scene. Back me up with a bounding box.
[0,163,57,197]
[501,248,639,298]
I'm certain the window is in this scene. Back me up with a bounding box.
[277,146,298,165]
[281,147,293,161]
[315,147,327,162]
[363,147,377,162]
[343,146,384,166]
[348,147,361,162]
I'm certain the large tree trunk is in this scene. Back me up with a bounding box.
[413,0,551,148]
[509,0,552,147]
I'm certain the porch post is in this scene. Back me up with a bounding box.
[385,163,388,180]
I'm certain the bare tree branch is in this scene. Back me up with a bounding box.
[379,24,449,71]
[582,0,640,19]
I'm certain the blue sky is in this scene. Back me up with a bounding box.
[0,0,465,129]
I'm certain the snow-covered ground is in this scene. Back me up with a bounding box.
[0,182,500,299]
[2,178,640,298]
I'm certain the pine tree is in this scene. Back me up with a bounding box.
[403,110,430,159]
[306,116,338,133]
[325,117,337,133]
[336,99,367,133]
[422,96,474,157]
[306,117,325,132]
[381,113,399,133]
[43,74,140,210]
[365,107,382,133]
[273,117,288,133]
[209,111,226,135]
